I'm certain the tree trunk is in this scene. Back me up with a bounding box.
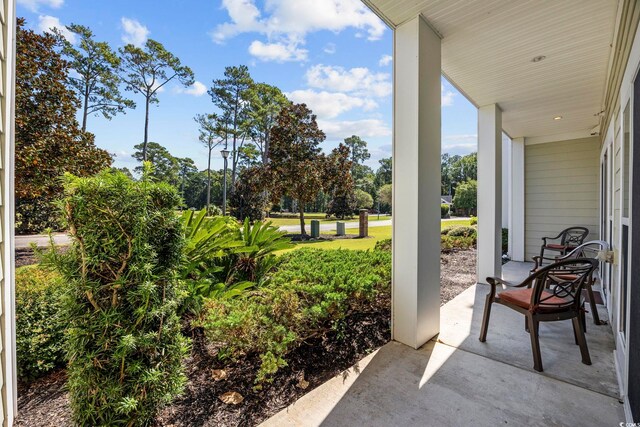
[143,95,150,162]
[82,86,89,133]
[231,135,237,190]
[299,204,306,236]
[206,147,212,213]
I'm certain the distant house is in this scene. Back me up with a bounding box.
[441,195,452,206]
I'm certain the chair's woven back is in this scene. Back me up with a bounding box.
[560,227,590,246]
[530,258,598,310]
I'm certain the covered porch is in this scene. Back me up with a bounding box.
[262,262,623,426]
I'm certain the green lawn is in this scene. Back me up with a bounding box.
[267,214,391,227]
[279,218,472,253]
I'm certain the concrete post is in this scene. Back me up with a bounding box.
[477,104,503,284]
[359,209,368,237]
[310,220,320,238]
[336,222,345,236]
[509,137,525,261]
[392,16,441,349]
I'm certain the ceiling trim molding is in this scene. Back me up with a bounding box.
[360,0,396,29]
[524,130,598,145]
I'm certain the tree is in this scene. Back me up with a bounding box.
[375,157,392,187]
[267,103,326,235]
[119,40,194,161]
[343,135,371,170]
[209,65,254,189]
[325,143,356,219]
[56,24,134,132]
[246,82,290,164]
[355,189,374,210]
[194,113,224,212]
[229,166,269,222]
[15,18,112,233]
[176,157,198,200]
[378,183,392,213]
[132,142,179,186]
[452,179,477,216]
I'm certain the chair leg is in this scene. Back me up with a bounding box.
[581,307,587,334]
[525,317,529,333]
[586,281,605,325]
[572,317,591,365]
[479,294,493,342]
[572,319,579,345]
[527,315,543,372]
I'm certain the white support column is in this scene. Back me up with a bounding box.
[509,137,525,261]
[477,104,502,284]
[392,16,441,349]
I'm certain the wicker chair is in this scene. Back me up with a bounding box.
[538,227,589,263]
[531,240,610,325]
[479,258,598,372]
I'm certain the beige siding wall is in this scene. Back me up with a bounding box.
[524,137,600,260]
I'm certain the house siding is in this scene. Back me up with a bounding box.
[524,137,600,260]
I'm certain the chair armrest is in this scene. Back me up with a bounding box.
[530,256,542,273]
[486,277,522,288]
[541,231,564,245]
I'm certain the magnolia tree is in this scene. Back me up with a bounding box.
[267,103,326,235]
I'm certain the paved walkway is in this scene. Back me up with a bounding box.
[15,233,70,249]
[260,262,624,427]
[278,219,392,234]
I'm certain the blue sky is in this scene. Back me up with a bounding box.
[17,0,478,172]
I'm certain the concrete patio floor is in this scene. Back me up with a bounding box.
[261,262,625,427]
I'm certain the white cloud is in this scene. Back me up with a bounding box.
[442,134,477,152]
[306,64,391,98]
[37,15,76,44]
[18,0,63,12]
[121,17,149,47]
[212,0,386,62]
[286,89,377,119]
[324,43,336,54]
[175,81,208,97]
[249,40,308,62]
[441,83,455,106]
[318,118,391,140]
[378,54,392,66]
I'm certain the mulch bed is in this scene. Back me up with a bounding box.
[15,248,477,427]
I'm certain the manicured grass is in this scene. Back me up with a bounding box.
[279,218,473,253]
[267,214,391,227]
[441,218,472,228]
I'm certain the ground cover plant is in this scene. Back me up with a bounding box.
[198,248,391,384]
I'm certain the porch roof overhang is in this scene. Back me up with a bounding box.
[362,0,619,141]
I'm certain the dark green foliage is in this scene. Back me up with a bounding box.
[502,228,509,254]
[16,265,67,380]
[441,204,450,218]
[199,248,391,384]
[452,179,477,215]
[47,169,188,426]
[179,210,291,314]
[230,166,269,222]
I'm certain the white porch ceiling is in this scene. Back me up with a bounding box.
[363,0,618,139]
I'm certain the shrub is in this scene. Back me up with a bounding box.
[16,265,66,380]
[441,235,476,251]
[199,248,391,384]
[448,226,477,238]
[452,179,477,216]
[47,169,189,426]
[440,204,450,218]
[441,226,453,235]
[374,238,392,252]
[470,216,478,225]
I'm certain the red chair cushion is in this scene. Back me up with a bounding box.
[498,288,570,312]
[545,244,567,250]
